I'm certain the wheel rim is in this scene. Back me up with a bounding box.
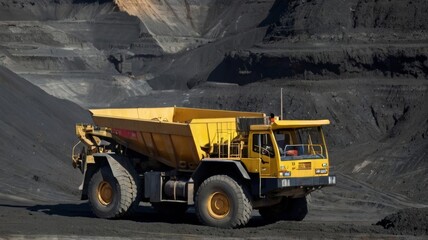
[97,181,113,206]
[207,191,230,219]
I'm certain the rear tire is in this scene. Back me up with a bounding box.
[88,165,139,219]
[195,175,252,228]
[259,197,308,223]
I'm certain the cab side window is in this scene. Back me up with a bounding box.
[274,131,292,156]
[253,134,274,157]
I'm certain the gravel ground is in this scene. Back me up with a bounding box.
[0,198,426,239]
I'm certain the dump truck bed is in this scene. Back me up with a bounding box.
[90,107,265,170]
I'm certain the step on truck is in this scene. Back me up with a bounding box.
[72,107,336,228]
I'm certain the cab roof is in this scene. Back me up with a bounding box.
[250,119,330,131]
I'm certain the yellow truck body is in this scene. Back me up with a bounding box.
[89,107,263,170]
[73,107,336,228]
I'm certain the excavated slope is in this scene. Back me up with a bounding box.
[209,0,428,84]
[0,0,157,108]
[115,0,275,53]
[0,66,90,201]
[265,0,428,40]
[0,0,116,21]
[0,0,275,106]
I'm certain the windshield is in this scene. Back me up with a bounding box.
[274,127,326,160]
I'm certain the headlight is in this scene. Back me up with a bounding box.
[315,169,328,174]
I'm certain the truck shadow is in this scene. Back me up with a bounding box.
[26,202,95,218]
[20,202,268,227]
[127,206,267,227]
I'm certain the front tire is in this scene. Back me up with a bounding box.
[88,166,139,219]
[195,175,252,228]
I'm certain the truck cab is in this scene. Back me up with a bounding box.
[245,119,335,198]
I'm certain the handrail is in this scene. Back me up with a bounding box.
[71,140,82,168]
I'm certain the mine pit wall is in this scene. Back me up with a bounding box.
[207,46,428,85]
[0,0,117,21]
[0,0,162,107]
[148,27,269,90]
[265,0,428,41]
[0,0,276,106]
[0,1,162,54]
[209,0,428,85]
[114,0,275,53]
[0,66,91,201]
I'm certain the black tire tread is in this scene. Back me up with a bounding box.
[195,175,252,228]
[88,162,140,219]
[114,166,140,217]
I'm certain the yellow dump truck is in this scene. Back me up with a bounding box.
[72,107,336,228]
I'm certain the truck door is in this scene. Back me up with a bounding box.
[250,133,275,176]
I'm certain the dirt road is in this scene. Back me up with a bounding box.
[1,170,426,239]
[0,198,424,240]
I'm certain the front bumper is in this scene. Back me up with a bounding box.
[279,175,336,187]
[261,175,336,195]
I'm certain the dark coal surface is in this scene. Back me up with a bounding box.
[0,66,90,202]
[265,0,428,41]
[209,0,428,85]
[207,45,428,85]
[376,208,428,236]
[0,0,116,21]
[0,199,421,239]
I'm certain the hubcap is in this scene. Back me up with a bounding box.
[207,191,230,219]
[97,181,113,206]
